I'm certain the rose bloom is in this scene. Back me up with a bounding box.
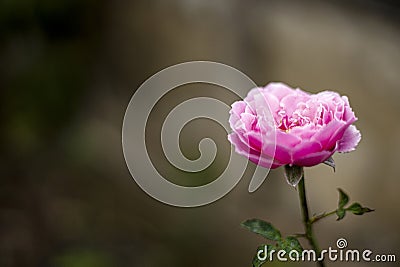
[228,82,361,169]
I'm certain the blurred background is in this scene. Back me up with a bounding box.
[1,0,400,266]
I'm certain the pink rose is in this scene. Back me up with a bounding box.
[228,82,361,169]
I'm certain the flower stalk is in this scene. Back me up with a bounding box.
[297,172,325,267]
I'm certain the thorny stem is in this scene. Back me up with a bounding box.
[298,174,325,267]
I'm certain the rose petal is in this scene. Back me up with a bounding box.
[272,144,292,164]
[276,130,302,147]
[263,82,299,100]
[311,120,346,149]
[290,124,318,140]
[292,140,323,160]
[293,150,333,167]
[228,133,259,158]
[229,133,280,168]
[280,93,310,116]
[244,131,262,151]
[337,125,361,153]
[326,118,357,150]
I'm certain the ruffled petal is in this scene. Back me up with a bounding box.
[311,120,346,149]
[336,125,361,153]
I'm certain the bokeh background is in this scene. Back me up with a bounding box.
[1,0,400,266]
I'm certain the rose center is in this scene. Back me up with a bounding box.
[277,114,310,132]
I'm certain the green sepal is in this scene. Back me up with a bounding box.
[323,156,336,172]
[284,165,304,187]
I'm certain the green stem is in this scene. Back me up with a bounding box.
[310,210,336,224]
[298,174,325,267]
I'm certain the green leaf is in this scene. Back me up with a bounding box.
[347,202,374,215]
[336,208,346,221]
[241,219,281,241]
[252,244,274,267]
[279,236,303,253]
[338,188,349,209]
[284,165,304,187]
